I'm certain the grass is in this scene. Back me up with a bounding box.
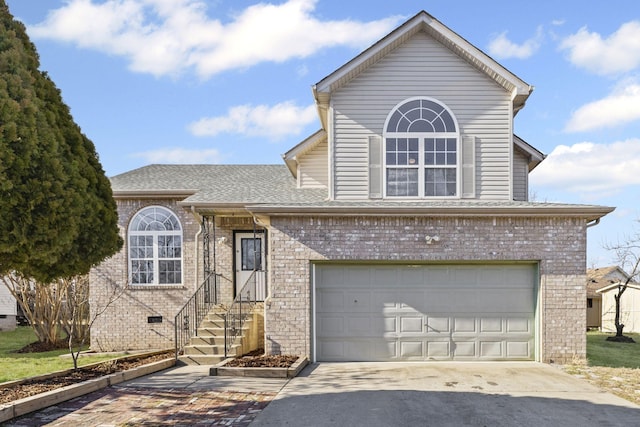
[562,331,640,406]
[586,331,640,368]
[0,326,126,383]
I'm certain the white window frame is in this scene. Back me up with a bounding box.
[128,206,183,286]
[383,97,460,199]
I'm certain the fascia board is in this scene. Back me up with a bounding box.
[246,204,615,221]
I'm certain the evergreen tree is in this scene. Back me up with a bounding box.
[0,1,122,283]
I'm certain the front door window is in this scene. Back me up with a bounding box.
[241,238,262,271]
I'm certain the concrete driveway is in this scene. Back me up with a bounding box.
[250,362,640,426]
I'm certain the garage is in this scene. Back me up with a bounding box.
[314,263,537,361]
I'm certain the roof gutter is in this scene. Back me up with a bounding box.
[586,218,601,228]
[246,205,615,222]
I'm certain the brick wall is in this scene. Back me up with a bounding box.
[265,215,587,363]
[89,199,200,351]
[89,207,262,351]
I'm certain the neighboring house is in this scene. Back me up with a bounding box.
[586,266,628,330]
[90,11,614,363]
[0,284,17,331]
[597,274,640,334]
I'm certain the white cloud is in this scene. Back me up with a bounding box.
[132,148,224,163]
[28,0,401,78]
[560,21,640,75]
[530,139,640,196]
[565,82,640,132]
[487,27,542,59]
[188,101,317,140]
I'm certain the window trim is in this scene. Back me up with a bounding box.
[382,97,461,199]
[128,206,183,286]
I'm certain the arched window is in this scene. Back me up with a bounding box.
[128,206,182,285]
[384,97,459,197]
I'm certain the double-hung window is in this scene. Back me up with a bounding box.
[128,206,182,285]
[384,98,459,198]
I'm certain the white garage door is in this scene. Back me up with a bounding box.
[315,264,536,361]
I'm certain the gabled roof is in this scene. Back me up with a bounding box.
[110,164,327,212]
[282,129,326,177]
[587,266,630,297]
[312,11,533,129]
[514,135,545,172]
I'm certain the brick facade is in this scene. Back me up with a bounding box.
[89,199,200,351]
[91,207,588,363]
[89,202,263,351]
[265,215,587,364]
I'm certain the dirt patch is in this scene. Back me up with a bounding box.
[0,351,173,405]
[562,364,640,406]
[606,335,636,343]
[224,349,299,368]
[13,340,69,354]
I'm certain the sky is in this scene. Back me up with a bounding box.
[5,0,640,267]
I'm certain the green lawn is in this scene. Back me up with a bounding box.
[587,331,640,369]
[0,326,125,383]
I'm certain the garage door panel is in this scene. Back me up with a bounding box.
[507,317,531,333]
[317,290,344,311]
[426,341,450,358]
[318,316,344,335]
[347,316,372,335]
[345,291,371,312]
[316,264,536,361]
[399,316,424,333]
[372,292,399,309]
[426,316,449,333]
[399,267,425,285]
[453,317,476,333]
[400,341,424,358]
[480,341,503,358]
[507,341,531,358]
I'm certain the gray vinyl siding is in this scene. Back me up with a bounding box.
[513,149,529,201]
[331,32,512,200]
[0,283,16,316]
[299,139,329,188]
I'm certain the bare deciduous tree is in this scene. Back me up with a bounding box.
[61,275,124,369]
[604,227,640,342]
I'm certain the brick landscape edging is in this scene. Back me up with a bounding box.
[0,357,175,423]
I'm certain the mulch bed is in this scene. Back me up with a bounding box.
[224,348,299,368]
[1,345,298,405]
[0,351,173,405]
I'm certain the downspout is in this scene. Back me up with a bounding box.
[190,206,202,287]
[586,218,600,228]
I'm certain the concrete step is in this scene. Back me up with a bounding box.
[189,335,227,346]
[183,344,226,356]
[177,354,229,366]
[200,318,226,328]
[183,343,241,356]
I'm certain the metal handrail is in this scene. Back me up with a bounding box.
[174,272,219,360]
[224,270,265,357]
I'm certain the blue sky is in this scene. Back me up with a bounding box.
[5,0,640,267]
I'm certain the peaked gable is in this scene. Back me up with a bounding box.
[313,11,532,129]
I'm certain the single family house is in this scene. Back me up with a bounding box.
[596,269,640,334]
[586,266,628,330]
[90,11,614,364]
[0,283,16,331]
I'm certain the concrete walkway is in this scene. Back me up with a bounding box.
[6,362,640,426]
[251,362,640,427]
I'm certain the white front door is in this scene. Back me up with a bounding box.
[234,232,266,301]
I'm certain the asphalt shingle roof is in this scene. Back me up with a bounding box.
[110,164,613,220]
[110,164,326,204]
